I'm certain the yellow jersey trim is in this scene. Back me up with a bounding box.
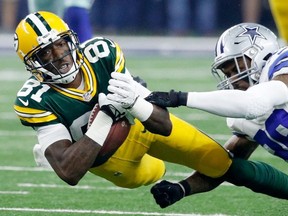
[115,43,125,72]
[14,105,57,123]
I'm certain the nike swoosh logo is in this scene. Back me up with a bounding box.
[19,98,29,106]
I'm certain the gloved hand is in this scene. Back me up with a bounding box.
[132,75,147,87]
[150,180,188,208]
[145,90,188,108]
[107,72,139,109]
[98,93,126,123]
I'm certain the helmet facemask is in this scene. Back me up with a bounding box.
[212,54,259,90]
[24,30,83,84]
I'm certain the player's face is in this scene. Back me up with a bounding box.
[36,38,74,75]
[221,57,251,91]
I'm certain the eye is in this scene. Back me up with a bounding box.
[57,40,68,48]
[221,67,233,78]
[38,48,52,59]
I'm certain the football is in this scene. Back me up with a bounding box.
[87,104,131,166]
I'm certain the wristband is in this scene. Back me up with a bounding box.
[178,92,188,106]
[85,111,113,146]
[128,97,153,122]
[179,180,191,196]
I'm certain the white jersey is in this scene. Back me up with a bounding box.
[228,46,288,161]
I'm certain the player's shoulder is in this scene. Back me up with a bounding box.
[15,77,51,108]
[267,46,288,67]
[80,36,125,73]
[261,46,288,80]
[80,36,118,50]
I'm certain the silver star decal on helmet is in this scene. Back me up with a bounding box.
[237,26,266,44]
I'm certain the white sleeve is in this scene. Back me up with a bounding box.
[36,123,72,153]
[33,123,71,168]
[186,80,288,119]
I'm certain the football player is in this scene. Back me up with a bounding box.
[144,23,288,208]
[14,11,231,188]
[14,12,288,203]
[269,0,288,44]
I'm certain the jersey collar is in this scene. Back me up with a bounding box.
[50,56,97,101]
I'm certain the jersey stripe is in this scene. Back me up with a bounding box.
[14,105,57,123]
[266,47,288,79]
[26,12,51,36]
[115,43,125,72]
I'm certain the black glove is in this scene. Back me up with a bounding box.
[150,180,190,208]
[145,90,188,108]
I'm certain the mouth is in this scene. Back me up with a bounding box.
[58,63,72,74]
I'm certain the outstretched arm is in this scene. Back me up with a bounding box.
[184,135,259,195]
[152,135,288,206]
[151,135,258,208]
[146,80,288,120]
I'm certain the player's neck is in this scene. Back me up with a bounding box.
[58,70,83,89]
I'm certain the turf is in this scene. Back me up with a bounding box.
[0,54,287,216]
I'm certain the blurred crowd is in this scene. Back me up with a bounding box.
[0,0,276,37]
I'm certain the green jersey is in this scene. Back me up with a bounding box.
[14,37,126,142]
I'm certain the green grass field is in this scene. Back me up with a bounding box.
[1,53,288,216]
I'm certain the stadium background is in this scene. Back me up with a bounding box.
[0,0,277,36]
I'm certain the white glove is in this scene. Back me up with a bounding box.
[98,93,126,123]
[107,72,139,109]
[107,72,153,122]
[99,92,135,124]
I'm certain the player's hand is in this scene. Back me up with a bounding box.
[132,75,147,87]
[150,180,185,208]
[98,93,126,123]
[107,72,139,109]
[145,90,188,108]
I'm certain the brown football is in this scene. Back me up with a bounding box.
[87,104,131,166]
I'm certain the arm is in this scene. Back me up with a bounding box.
[151,135,258,208]
[184,135,258,195]
[45,136,101,186]
[224,135,259,158]
[40,110,113,186]
[141,104,171,136]
[146,80,288,119]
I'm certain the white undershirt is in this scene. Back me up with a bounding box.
[77,74,85,90]
[35,123,71,152]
